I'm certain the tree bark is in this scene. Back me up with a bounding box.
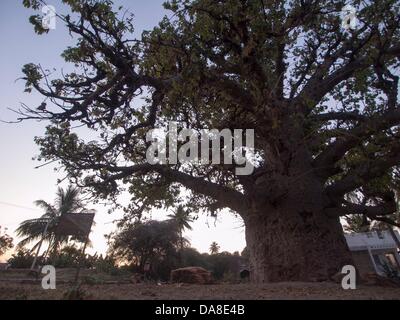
[243,199,353,283]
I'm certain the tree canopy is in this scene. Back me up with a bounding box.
[0,226,14,257]
[15,0,400,281]
[108,219,182,278]
[17,0,400,222]
[210,241,221,255]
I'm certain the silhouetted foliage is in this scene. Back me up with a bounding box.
[180,247,210,269]
[7,245,120,273]
[18,0,400,281]
[0,226,13,256]
[345,190,400,233]
[209,241,220,255]
[108,219,183,280]
[7,249,36,269]
[181,247,247,281]
[168,205,194,252]
[16,186,94,255]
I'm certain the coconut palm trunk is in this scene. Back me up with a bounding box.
[167,205,193,267]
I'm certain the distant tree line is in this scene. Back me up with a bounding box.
[6,186,248,282]
[107,219,248,281]
[0,226,13,257]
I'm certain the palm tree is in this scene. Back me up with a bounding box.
[16,186,91,256]
[167,205,193,252]
[209,241,220,255]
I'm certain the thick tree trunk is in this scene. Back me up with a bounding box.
[243,201,353,283]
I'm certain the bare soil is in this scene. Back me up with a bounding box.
[1,281,400,300]
[1,269,399,300]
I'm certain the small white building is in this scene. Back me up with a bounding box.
[345,230,400,276]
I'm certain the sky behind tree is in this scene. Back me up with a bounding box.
[0,0,245,261]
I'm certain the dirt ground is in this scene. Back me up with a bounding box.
[1,282,400,300]
[1,269,400,300]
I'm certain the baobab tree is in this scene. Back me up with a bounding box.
[345,188,400,248]
[16,0,400,282]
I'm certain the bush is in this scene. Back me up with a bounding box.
[179,248,247,281]
[207,252,241,280]
[108,220,181,280]
[181,248,211,269]
[7,250,36,269]
[152,257,179,281]
[93,256,121,275]
[50,253,79,268]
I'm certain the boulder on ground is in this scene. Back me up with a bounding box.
[170,267,213,284]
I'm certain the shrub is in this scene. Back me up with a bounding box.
[7,250,36,269]
[93,256,121,275]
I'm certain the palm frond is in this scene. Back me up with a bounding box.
[16,185,94,252]
[34,200,57,217]
[16,218,51,237]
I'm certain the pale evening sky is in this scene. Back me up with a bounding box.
[0,0,246,262]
